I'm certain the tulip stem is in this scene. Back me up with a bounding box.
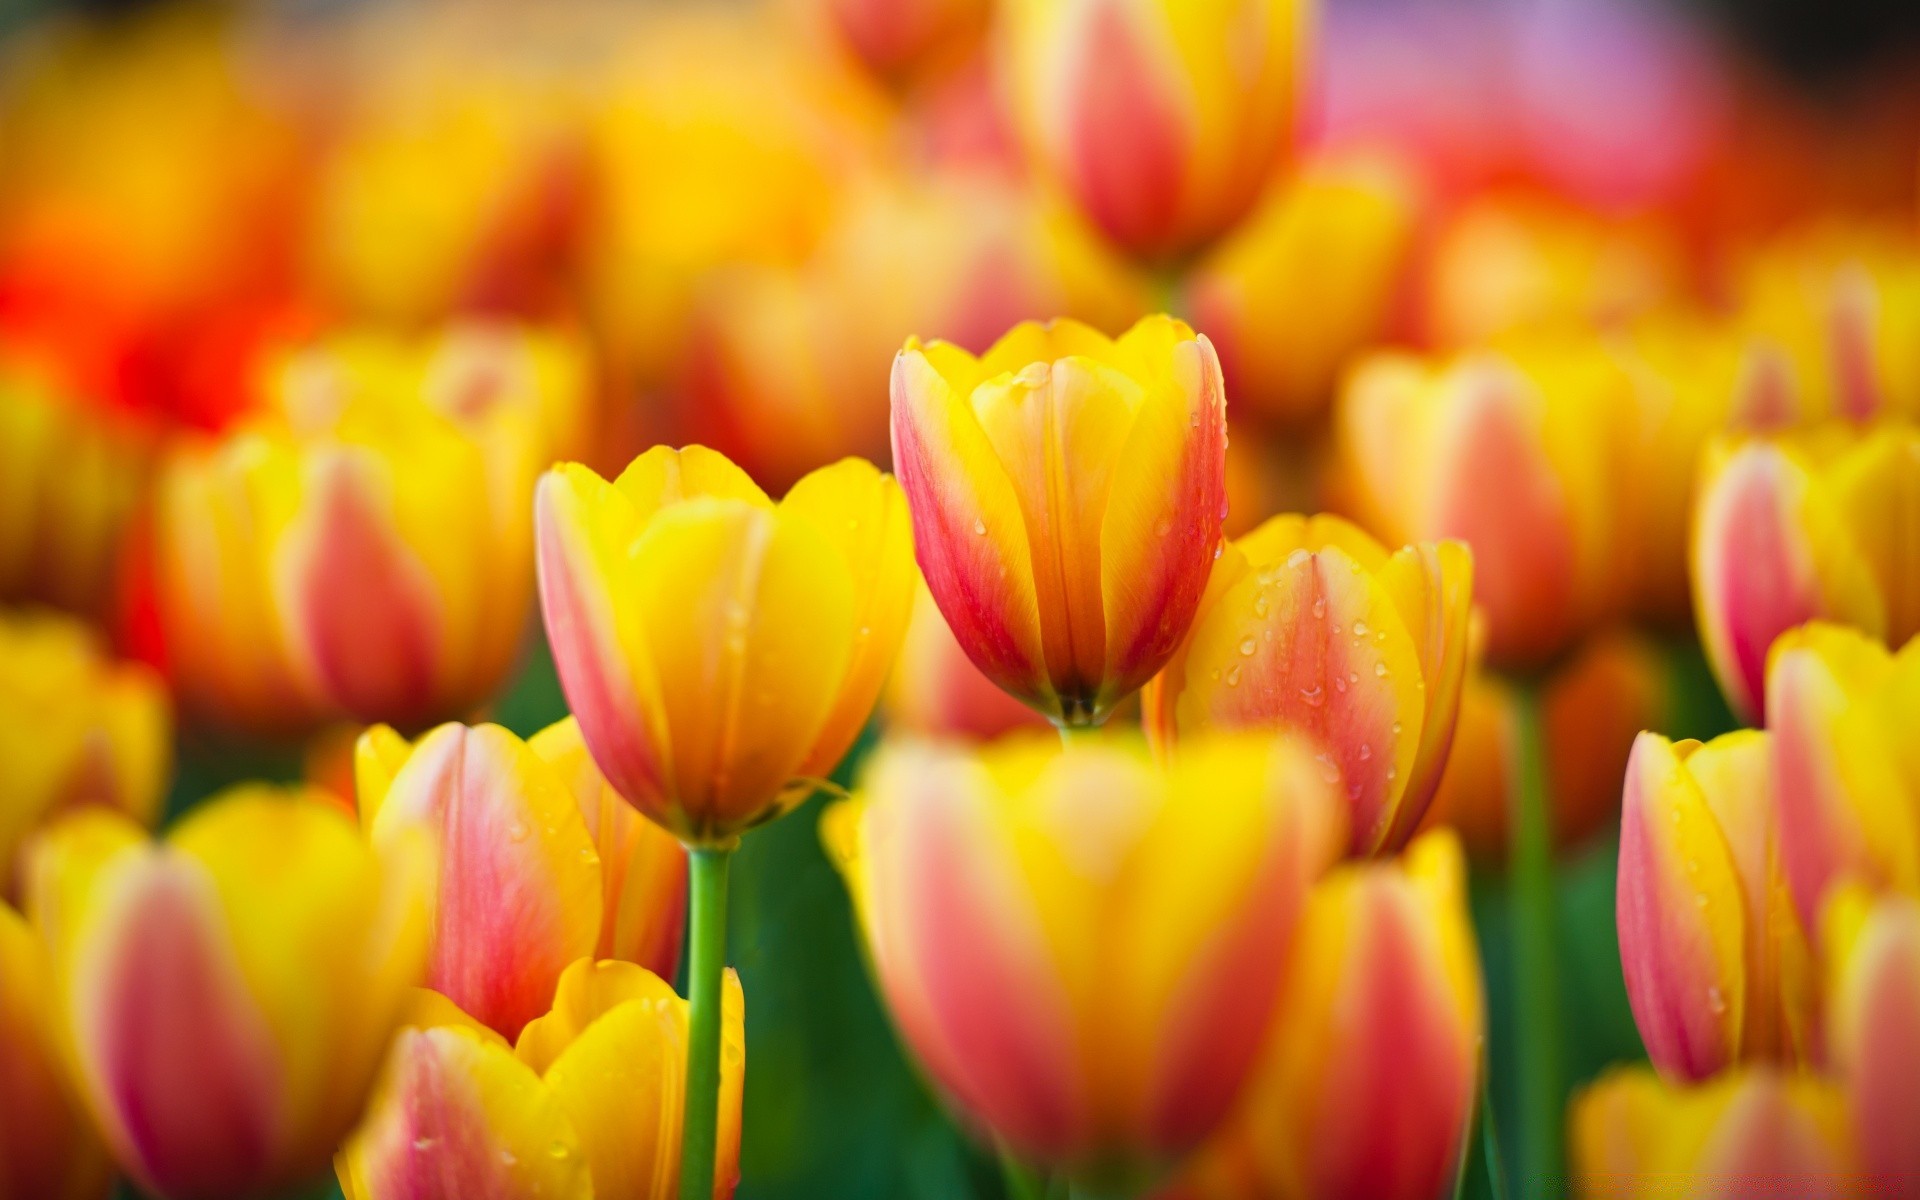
[1055,721,1103,749]
[681,845,733,1200]
[998,1149,1049,1200]
[1508,680,1563,1196]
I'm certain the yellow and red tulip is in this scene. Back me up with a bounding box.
[1165,830,1484,1200]
[0,902,111,1200]
[1001,0,1309,262]
[1767,622,1920,932]
[535,445,916,844]
[1692,423,1920,722]
[1617,730,1815,1081]
[1822,887,1920,1198]
[890,315,1228,726]
[1144,514,1473,856]
[1571,1067,1856,1198]
[1334,338,1631,667]
[339,958,745,1200]
[354,718,688,1041]
[1185,154,1421,423]
[24,788,428,1199]
[156,325,575,735]
[0,610,169,894]
[883,580,1052,742]
[823,733,1344,1183]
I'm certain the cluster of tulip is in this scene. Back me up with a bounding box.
[2,0,1920,1197]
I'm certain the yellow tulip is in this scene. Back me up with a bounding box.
[0,609,168,895]
[1002,0,1309,262]
[1692,422,1920,722]
[534,445,915,844]
[24,789,428,1199]
[1165,831,1483,1200]
[1143,513,1473,856]
[157,323,579,734]
[890,315,1228,726]
[338,960,745,1200]
[354,718,688,1041]
[824,733,1344,1184]
[0,902,111,1200]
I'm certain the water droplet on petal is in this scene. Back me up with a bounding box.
[1286,548,1311,569]
[1238,637,1257,657]
[1225,665,1242,686]
[1311,597,1326,619]
[1350,671,1361,685]
[1706,986,1727,1015]
[549,1141,572,1161]
[413,1137,436,1153]
[508,821,530,843]
[1314,753,1341,784]
[1358,743,1371,761]
[1353,620,1369,638]
[1390,720,1402,735]
[1301,684,1324,706]
[973,518,987,536]
[500,1150,518,1166]
[1374,662,1388,677]
[1334,676,1347,693]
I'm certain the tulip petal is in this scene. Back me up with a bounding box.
[1827,426,1920,644]
[1374,539,1475,849]
[0,903,112,1200]
[613,444,773,521]
[1823,889,1920,1199]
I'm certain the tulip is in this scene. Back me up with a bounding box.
[338,959,745,1200]
[1571,1067,1856,1198]
[0,610,169,894]
[819,0,990,84]
[354,718,688,1041]
[1617,730,1815,1081]
[157,324,576,734]
[891,315,1228,726]
[1334,339,1632,667]
[0,902,111,1200]
[1001,0,1309,262]
[1767,622,1920,932]
[1165,830,1483,1200]
[883,580,1052,741]
[824,733,1344,1184]
[24,788,428,1199]
[535,445,915,843]
[1184,154,1420,423]
[1419,627,1669,860]
[1823,887,1920,1198]
[1692,423,1920,722]
[1144,514,1473,856]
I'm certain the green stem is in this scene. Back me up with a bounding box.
[1508,680,1563,1196]
[998,1150,1048,1200]
[680,846,734,1200]
[1055,721,1104,750]
[1477,1046,1510,1200]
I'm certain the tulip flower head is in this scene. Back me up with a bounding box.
[339,959,744,1200]
[25,789,429,1200]
[1571,1067,1856,1198]
[0,610,169,894]
[355,718,688,1041]
[536,445,916,845]
[1617,730,1815,1082]
[1822,887,1920,1198]
[1692,423,1920,722]
[883,580,1052,742]
[890,316,1228,727]
[1767,622,1920,932]
[1003,0,1310,262]
[0,901,111,1200]
[1145,514,1473,856]
[825,733,1344,1185]
[820,0,991,84]
[1167,830,1484,1200]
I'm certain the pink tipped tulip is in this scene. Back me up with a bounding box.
[1824,887,1920,1198]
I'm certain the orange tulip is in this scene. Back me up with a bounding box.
[1001,0,1309,262]
[890,315,1228,726]
[535,445,916,843]
[0,902,111,1200]
[1617,730,1815,1081]
[1823,887,1920,1199]
[355,719,688,1041]
[1692,422,1920,722]
[1145,514,1473,856]
[339,960,745,1200]
[1165,831,1483,1200]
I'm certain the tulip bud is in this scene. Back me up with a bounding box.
[1185,154,1420,423]
[824,733,1344,1183]
[890,316,1228,726]
[1002,0,1309,261]
[1617,730,1815,1081]
[1767,623,1920,934]
[883,580,1052,741]
[1823,887,1920,1199]
[1571,1067,1856,1197]
[0,902,111,1200]
[1166,831,1484,1200]
[1333,340,1631,667]
[1144,514,1472,856]
[340,959,745,1200]
[355,719,688,1041]
[0,611,169,894]
[1692,424,1920,722]
[536,445,916,844]
[25,790,428,1199]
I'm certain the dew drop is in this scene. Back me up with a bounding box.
[1253,595,1271,618]
[549,1141,572,1161]
[1311,597,1326,619]
[1238,637,1257,657]
[1373,662,1388,677]
[1301,684,1324,707]
[1314,753,1341,784]
[499,1150,518,1166]
[1353,620,1369,638]
[973,518,987,535]
[1334,676,1348,693]
[413,1137,436,1153]
[1390,721,1402,736]
[508,821,530,843]
[579,848,600,865]
[1225,665,1242,686]
[1386,767,1397,781]
[1705,986,1727,1015]
[1358,743,1372,761]
[1286,548,1311,569]
[1213,544,1224,561]
[1330,623,1342,635]
[1209,667,1222,682]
